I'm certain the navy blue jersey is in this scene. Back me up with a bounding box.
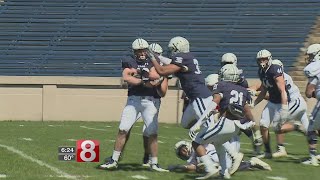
[258,64,290,103]
[121,55,159,98]
[212,81,251,114]
[171,52,211,100]
[237,73,249,88]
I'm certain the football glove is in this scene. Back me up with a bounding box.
[280,104,289,123]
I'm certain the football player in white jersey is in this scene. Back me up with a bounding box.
[303,43,320,165]
[169,139,271,174]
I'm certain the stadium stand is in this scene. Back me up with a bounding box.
[0,0,319,77]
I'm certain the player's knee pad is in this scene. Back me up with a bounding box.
[272,122,282,133]
[307,131,318,145]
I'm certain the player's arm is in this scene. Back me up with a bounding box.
[147,50,181,76]
[122,68,143,86]
[305,78,317,98]
[151,59,181,76]
[249,82,262,91]
[156,77,168,97]
[168,164,196,172]
[148,67,161,80]
[275,75,288,106]
[254,84,267,106]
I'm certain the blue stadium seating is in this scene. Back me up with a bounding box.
[0,0,319,77]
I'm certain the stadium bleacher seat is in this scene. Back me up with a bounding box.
[0,0,319,77]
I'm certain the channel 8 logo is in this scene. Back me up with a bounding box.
[76,140,99,162]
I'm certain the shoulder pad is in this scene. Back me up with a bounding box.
[304,62,320,77]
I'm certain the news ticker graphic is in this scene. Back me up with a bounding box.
[58,140,99,162]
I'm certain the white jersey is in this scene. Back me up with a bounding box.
[284,72,300,101]
[304,61,320,99]
[187,144,219,165]
[187,136,240,167]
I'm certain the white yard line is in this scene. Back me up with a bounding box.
[80,126,106,131]
[131,175,149,179]
[0,174,6,178]
[0,144,77,179]
[266,176,287,180]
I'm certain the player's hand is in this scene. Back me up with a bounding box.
[280,104,289,122]
[146,49,156,61]
[234,120,255,130]
[132,73,141,79]
[247,88,258,97]
[196,163,205,173]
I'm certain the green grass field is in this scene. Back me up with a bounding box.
[0,121,318,180]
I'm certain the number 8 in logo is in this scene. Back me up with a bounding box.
[76,140,99,162]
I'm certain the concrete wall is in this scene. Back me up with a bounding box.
[0,76,315,123]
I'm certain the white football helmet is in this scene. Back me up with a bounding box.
[219,64,241,83]
[256,49,272,69]
[168,36,190,55]
[272,59,283,67]
[205,74,219,86]
[306,44,320,64]
[149,43,163,55]
[221,53,237,66]
[132,38,149,60]
[174,140,192,160]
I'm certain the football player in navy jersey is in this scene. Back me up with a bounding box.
[148,36,244,179]
[220,53,249,88]
[220,53,262,155]
[98,38,169,172]
[149,36,214,129]
[191,64,256,179]
[253,49,290,159]
[249,59,310,160]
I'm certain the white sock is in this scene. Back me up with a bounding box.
[151,157,158,164]
[112,150,121,161]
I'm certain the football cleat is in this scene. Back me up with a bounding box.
[98,159,118,170]
[250,157,272,171]
[256,152,272,159]
[104,155,122,163]
[220,169,231,179]
[150,164,169,172]
[272,146,287,158]
[229,152,244,175]
[302,156,319,166]
[316,154,320,161]
[142,156,151,167]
